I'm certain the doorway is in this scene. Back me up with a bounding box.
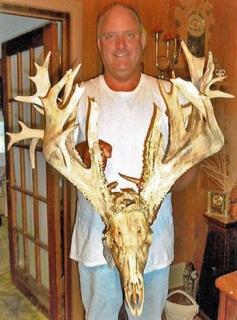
[0,2,82,319]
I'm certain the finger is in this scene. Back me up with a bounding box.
[99,140,112,158]
[84,151,91,168]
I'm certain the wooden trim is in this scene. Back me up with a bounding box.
[4,28,44,56]
[63,180,73,320]
[11,185,47,203]
[44,22,64,320]
[29,47,42,285]
[14,227,48,250]
[2,47,16,278]
[14,266,50,317]
[16,51,29,274]
[0,3,66,20]
[46,165,62,320]
[1,3,82,319]
[0,0,83,66]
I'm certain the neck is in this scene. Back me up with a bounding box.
[103,73,141,91]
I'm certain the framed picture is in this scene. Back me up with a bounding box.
[207,191,230,215]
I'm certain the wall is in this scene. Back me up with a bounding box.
[173,0,237,273]
[81,0,174,80]
[79,0,237,276]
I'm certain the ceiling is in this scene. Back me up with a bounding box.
[0,13,49,57]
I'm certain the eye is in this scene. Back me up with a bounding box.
[102,32,117,41]
[125,31,136,40]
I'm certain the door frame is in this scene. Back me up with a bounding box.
[0,0,83,67]
[0,1,83,319]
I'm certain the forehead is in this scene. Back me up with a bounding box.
[99,6,140,33]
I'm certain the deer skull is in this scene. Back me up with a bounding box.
[105,202,152,315]
[7,42,233,316]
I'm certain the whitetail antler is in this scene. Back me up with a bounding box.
[7,43,234,317]
[8,53,115,225]
[139,41,234,224]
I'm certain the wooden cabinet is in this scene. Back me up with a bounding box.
[215,271,237,320]
[196,213,237,320]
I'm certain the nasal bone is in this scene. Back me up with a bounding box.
[127,252,138,282]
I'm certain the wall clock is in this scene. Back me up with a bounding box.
[187,12,206,57]
[188,12,205,38]
[175,0,215,57]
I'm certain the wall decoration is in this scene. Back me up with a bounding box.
[200,149,237,217]
[153,27,181,79]
[175,0,215,56]
[207,191,230,215]
[187,11,205,57]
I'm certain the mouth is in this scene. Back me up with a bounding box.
[114,51,129,58]
[124,277,144,317]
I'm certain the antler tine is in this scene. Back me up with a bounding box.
[62,64,81,105]
[29,138,40,169]
[42,83,84,160]
[198,51,215,93]
[198,51,233,99]
[181,40,205,88]
[171,78,207,118]
[140,106,164,214]
[7,121,44,169]
[7,121,44,150]
[15,52,51,107]
[87,98,99,149]
[203,75,234,99]
[158,80,189,161]
[42,68,84,129]
[86,99,115,210]
[33,104,45,115]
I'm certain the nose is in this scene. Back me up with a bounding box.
[115,34,127,49]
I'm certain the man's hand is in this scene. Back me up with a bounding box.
[75,140,112,168]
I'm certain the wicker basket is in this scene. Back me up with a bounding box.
[165,290,199,320]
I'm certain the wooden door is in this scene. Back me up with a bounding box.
[2,23,66,320]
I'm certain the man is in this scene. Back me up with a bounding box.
[70,3,192,319]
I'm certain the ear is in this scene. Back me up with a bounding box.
[97,38,101,52]
[141,28,147,50]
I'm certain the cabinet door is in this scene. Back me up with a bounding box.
[197,230,225,320]
[225,228,237,273]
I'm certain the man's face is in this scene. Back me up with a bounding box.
[97,6,145,83]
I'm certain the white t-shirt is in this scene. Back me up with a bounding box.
[70,74,174,273]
